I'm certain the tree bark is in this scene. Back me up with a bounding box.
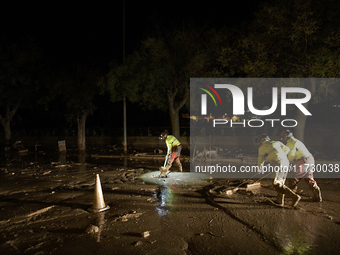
[2,118,11,143]
[77,111,88,152]
[169,108,180,138]
[293,78,316,142]
[167,86,189,139]
[0,101,21,143]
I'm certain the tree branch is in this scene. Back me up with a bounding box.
[6,99,21,121]
[175,85,189,112]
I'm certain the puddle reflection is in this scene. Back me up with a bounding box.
[59,152,67,165]
[96,211,106,242]
[154,185,175,216]
[77,153,87,171]
[140,171,208,217]
[84,211,107,242]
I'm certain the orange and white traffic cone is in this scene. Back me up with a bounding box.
[88,174,110,213]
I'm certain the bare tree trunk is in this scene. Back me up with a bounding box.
[167,86,189,139]
[2,118,11,143]
[294,78,316,141]
[77,111,88,152]
[0,102,21,143]
[169,107,180,138]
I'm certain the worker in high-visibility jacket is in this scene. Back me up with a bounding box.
[256,134,300,207]
[159,130,182,174]
[281,130,322,202]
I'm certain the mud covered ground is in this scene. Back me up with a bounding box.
[0,148,340,255]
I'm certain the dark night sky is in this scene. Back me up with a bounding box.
[1,1,266,67]
[1,1,270,131]
[1,1,339,132]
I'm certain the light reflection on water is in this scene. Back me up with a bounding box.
[140,171,209,217]
[154,185,175,216]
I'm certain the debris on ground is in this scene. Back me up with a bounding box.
[113,211,144,222]
[85,225,99,234]
[141,231,150,238]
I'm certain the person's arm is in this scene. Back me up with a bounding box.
[258,147,265,168]
[166,141,172,155]
[295,140,312,158]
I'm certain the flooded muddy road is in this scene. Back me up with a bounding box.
[0,151,340,255]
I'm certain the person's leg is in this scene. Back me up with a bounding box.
[275,190,285,206]
[174,157,182,172]
[273,163,287,206]
[170,146,182,172]
[274,180,300,207]
[287,177,300,192]
[283,185,301,207]
[305,178,322,202]
[302,156,322,202]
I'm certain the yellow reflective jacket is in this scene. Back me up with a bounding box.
[257,140,290,168]
[286,137,312,163]
[165,135,181,155]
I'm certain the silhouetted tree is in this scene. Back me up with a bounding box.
[56,64,102,151]
[0,36,41,143]
[105,27,224,138]
[218,0,340,141]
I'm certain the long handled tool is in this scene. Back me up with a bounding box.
[233,161,270,188]
[221,162,271,194]
[154,152,172,178]
[163,152,171,167]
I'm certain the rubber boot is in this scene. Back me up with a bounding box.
[287,178,298,193]
[174,158,182,172]
[312,185,322,202]
[283,185,301,207]
[275,193,285,206]
[307,181,322,202]
[178,161,183,172]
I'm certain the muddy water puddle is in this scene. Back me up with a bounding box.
[1,152,340,254]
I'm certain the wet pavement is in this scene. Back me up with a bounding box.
[0,150,340,255]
